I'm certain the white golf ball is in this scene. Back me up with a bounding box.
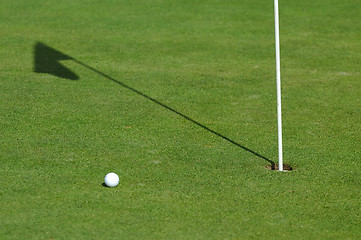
[104,172,119,187]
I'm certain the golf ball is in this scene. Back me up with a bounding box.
[104,172,119,187]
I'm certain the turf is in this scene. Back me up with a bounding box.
[1,0,360,239]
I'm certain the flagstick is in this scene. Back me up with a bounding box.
[274,0,283,171]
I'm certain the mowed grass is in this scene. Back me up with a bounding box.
[1,0,360,239]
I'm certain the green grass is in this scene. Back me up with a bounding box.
[1,0,360,239]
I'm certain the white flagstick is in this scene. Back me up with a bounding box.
[274,0,283,171]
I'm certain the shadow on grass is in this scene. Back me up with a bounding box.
[33,42,275,166]
[34,42,79,80]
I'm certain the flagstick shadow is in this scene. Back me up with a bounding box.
[72,59,275,166]
[33,42,274,166]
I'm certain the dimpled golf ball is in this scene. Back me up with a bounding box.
[104,172,119,187]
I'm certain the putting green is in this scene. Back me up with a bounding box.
[1,0,360,239]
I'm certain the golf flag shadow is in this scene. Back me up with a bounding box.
[33,42,79,80]
[32,41,275,166]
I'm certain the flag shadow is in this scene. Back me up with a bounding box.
[34,42,79,80]
[33,42,275,166]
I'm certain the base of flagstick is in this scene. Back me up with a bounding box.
[266,163,292,171]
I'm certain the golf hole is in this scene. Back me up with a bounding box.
[266,164,293,171]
